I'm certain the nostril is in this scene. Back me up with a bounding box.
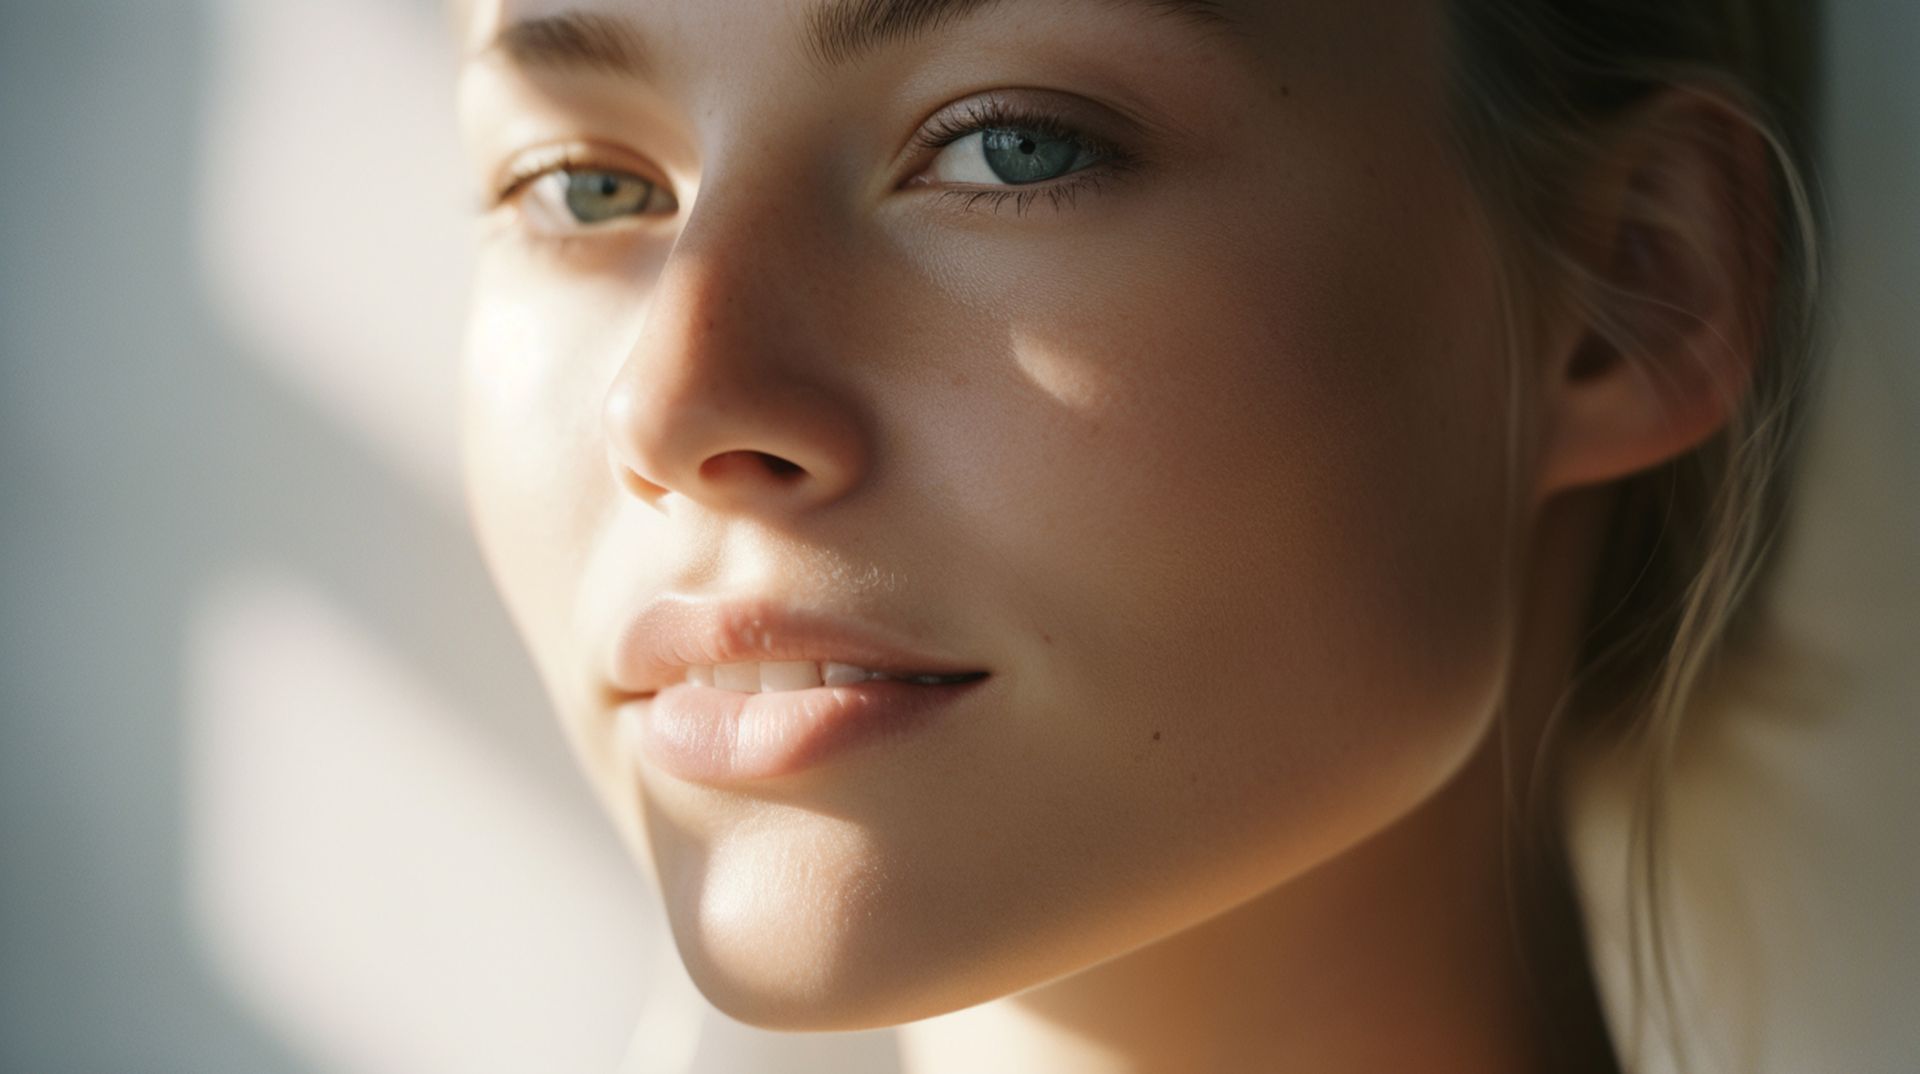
[758,452,805,479]
[699,449,807,485]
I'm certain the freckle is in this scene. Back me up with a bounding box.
[1041,632,1053,645]
[1189,773,1198,784]
[1151,731,1162,742]
[1281,84,1291,98]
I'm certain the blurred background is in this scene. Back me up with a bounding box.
[0,2,1912,1073]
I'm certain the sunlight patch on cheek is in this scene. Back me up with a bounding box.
[1006,324,1122,413]
[461,293,613,542]
[464,297,554,419]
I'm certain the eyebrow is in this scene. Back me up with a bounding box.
[480,11,649,79]
[476,0,1235,79]
[806,0,1235,68]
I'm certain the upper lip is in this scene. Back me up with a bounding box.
[608,594,988,697]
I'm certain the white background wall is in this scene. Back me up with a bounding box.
[0,3,1911,1072]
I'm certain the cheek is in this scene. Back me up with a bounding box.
[461,264,682,853]
[912,156,1516,849]
[458,262,625,685]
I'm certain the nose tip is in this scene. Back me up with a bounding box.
[602,366,870,516]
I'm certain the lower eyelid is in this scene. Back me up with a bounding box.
[932,167,1127,217]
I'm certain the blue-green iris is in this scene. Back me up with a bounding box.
[563,170,658,223]
[980,128,1083,184]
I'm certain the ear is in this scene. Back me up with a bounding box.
[1535,87,1778,498]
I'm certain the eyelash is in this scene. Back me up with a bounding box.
[489,146,647,210]
[485,99,1137,227]
[908,97,1140,217]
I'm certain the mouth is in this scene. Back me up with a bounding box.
[661,660,989,695]
[621,665,992,784]
[610,594,991,700]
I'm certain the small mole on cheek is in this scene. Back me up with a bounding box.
[1281,84,1291,98]
[1041,632,1052,645]
[1151,730,1162,742]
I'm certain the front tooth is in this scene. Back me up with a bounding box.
[714,662,761,692]
[760,660,823,692]
[823,661,875,687]
[692,661,880,692]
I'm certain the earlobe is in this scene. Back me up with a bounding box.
[1535,89,1775,499]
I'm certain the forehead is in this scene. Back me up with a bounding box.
[457,0,1245,59]
[455,0,1456,158]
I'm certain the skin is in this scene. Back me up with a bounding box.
[455,0,1768,1068]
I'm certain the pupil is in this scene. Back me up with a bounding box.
[597,175,619,197]
[981,127,1081,184]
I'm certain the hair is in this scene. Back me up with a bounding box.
[1439,2,1825,1070]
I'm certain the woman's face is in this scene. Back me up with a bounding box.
[459,0,1517,1029]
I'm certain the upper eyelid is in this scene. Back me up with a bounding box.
[906,91,1136,163]
[488,142,670,208]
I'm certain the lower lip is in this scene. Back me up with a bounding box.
[622,676,988,784]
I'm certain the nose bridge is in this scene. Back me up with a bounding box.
[666,172,778,316]
[631,220,758,403]
[602,176,868,515]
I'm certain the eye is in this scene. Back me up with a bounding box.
[903,97,1138,215]
[527,169,676,228]
[502,163,678,235]
[923,127,1100,186]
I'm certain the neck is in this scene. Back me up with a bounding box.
[896,488,1619,1074]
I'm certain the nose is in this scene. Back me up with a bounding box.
[602,210,872,517]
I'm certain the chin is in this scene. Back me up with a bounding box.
[666,910,983,1033]
[649,831,1037,1033]
[679,955,910,1033]
[646,849,919,1031]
